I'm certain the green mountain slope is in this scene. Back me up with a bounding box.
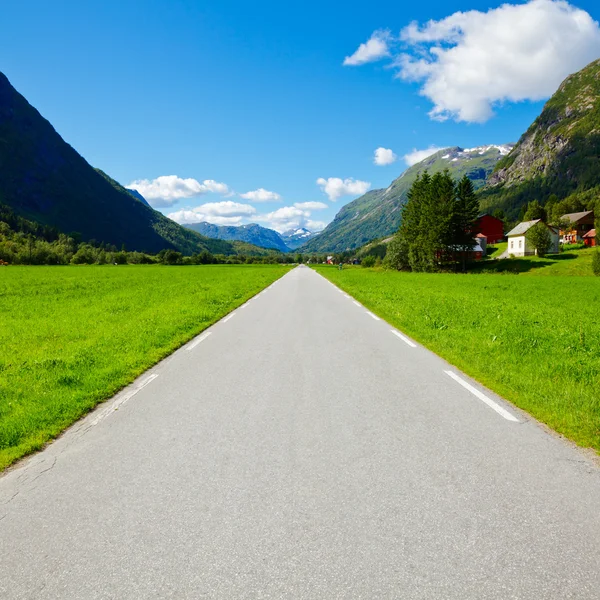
[480,58,600,219]
[185,222,290,252]
[0,71,234,255]
[301,145,513,253]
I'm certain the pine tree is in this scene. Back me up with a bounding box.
[453,175,480,272]
[399,172,430,272]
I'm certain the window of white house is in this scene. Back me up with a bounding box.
[511,240,514,248]
[519,239,522,248]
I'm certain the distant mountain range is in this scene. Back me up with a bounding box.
[184,222,317,252]
[280,227,316,250]
[0,71,251,255]
[301,145,513,253]
[5,55,600,258]
[185,222,290,252]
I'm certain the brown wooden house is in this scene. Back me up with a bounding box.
[560,211,595,243]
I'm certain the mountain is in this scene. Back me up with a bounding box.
[281,227,316,250]
[480,59,600,219]
[126,188,151,207]
[0,71,235,255]
[301,145,513,253]
[184,222,290,252]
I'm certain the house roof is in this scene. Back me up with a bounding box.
[583,229,596,238]
[506,220,541,236]
[561,210,594,224]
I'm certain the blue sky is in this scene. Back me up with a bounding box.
[2,0,600,232]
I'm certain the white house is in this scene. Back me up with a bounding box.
[506,220,559,256]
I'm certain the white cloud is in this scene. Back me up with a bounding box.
[258,206,310,233]
[403,145,445,166]
[240,188,282,202]
[200,180,231,195]
[294,201,328,210]
[256,205,329,233]
[395,0,600,122]
[344,30,391,66]
[306,220,326,232]
[374,147,397,166]
[167,201,256,225]
[127,176,230,207]
[316,177,371,201]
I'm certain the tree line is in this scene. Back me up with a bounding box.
[0,206,300,266]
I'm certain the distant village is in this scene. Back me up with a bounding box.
[323,210,596,266]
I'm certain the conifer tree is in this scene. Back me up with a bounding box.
[453,175,480,271]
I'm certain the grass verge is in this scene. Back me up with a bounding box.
[314,265,600,452]
[0,264,289,470]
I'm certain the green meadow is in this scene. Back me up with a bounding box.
[0,264,289,470]
[315,266,600,452]
[475,247,597,277]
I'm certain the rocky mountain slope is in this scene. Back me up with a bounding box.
[480,58,600,218]
[301,145,513,253]
[184,222,290,252]
[0,71,234,255]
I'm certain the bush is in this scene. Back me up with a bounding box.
[361,255,376,268]
[113,252,128,265]
[592,250,600,276]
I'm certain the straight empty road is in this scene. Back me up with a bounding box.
[1,265,600,599]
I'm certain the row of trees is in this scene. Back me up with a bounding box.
[0,218,301,266]
[385,171,480,272]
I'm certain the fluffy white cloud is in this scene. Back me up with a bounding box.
[396,0,600,122]
[255,205,328,233]
[344,30,391,66]
[168,201,256,225]
[240,188,282,202]
[306,220,326,232]
[127,176,230,207]
[316,177,371,201]
[258,206,310,233]
[403,146,445,166]
[374,147,397,166]
[294,201,328,210]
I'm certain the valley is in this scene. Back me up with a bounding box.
[2,11,600,598]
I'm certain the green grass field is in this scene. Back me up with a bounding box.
[476,247,596,276]
[0,264,289,470]
[314,266,600,452]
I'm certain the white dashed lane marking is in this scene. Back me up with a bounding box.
[391,330,417,348]
[444,370,519,422]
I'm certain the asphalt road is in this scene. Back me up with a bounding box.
[1,265,600,599]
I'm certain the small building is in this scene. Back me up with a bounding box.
[326,255,334,264]
[447,239,485,262]
[583,229,597,247]
[475,233,487,257]
[560,210,595,243]
[475,214,504,244]
[506,220,559,256]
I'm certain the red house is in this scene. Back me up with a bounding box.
[583,229,596,247]
[475,214,504,244]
